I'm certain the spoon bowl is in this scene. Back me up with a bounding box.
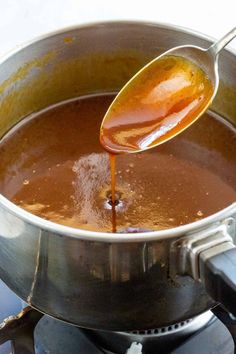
[100,28,236,154]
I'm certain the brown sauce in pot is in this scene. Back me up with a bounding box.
[0,93,236,232]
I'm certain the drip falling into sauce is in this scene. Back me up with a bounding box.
[109,153,117,232]
[100,55,214,232]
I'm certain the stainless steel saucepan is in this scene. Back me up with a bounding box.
[0,21,236,331]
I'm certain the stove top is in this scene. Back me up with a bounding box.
[0,280,234,354]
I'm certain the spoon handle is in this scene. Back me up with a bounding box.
[209,27,236,57]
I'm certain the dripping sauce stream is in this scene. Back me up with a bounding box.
[109,153,117,232]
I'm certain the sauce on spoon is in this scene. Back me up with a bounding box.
[100,55,213,154]
[100,55,214,232]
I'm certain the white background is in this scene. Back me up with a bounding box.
[0,0,235,56]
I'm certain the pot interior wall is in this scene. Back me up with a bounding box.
[0,22,236,139]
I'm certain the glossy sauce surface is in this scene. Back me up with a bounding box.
[100,55,213,154]
[0,94,236,232]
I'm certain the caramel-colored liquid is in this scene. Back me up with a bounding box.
[101,56,214,232]
[109,153,117,232]
[100,56,213,154]
[0,94,236,232]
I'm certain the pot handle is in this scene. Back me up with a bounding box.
[169,214,236,316]
[200,244,236,316]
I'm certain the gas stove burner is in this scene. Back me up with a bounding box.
[127,311,213,336]
[84,311,214,354]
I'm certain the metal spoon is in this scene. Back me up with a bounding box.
[100,27,236,154]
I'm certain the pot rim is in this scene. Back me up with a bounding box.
[1,20,236,243]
